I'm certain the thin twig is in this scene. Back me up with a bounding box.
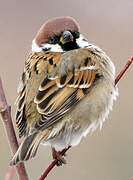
[39,56,133,180]
[39,146,71,180]
[115,56,133,85]
[5,137,25,180]
[0,78,29,180]
[5,166,15,180]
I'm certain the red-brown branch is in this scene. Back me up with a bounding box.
[38,56,133,180]
[5,166,15,180]
[115,56,133,85]
[0,78,29,180]
[39,146,71,180]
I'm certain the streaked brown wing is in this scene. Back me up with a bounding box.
[34,49,98,130]
[16,85,26,137]
[16,52,62,137]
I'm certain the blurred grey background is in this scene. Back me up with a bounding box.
[0,0,133,180]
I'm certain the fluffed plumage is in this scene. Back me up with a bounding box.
[10,16,118,166]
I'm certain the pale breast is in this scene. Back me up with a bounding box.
[42,78,118,151]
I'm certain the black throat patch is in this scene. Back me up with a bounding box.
[60,41,79,51]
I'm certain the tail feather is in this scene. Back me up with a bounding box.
[10,132,43,165]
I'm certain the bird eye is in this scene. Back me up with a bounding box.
[49,36,58,44]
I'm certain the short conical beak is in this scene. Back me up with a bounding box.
[60,30,74,44]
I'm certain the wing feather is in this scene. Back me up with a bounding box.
[16,52,61,137]
[34,49,98,130]
[16,49,99,135]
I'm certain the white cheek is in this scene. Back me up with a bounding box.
[76,34,91,48]
[32,40,42,52]
[76,34,103,53]
[76,35,116,78]
[32,39,63,53]
[47,44,63,52]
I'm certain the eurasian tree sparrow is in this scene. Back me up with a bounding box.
[10,16,118,166]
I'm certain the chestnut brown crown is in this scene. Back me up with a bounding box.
[35,16,80,47]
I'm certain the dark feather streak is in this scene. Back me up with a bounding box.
[68,75,74,85]
[49,57,53,65]
[41,77,51,88]
[84,57,89,66]
[34,61,38,74]
[16,111,21,120]
[22,72,25,83]
[38,88,61,110]
[18,94,25,109]
[79,76,84,85]
[36,84,56,101]
[60,74,67,85]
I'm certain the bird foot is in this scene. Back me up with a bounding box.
[52,148,66,166]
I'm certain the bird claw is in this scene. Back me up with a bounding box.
[56,159,63,166]
[56,156,66,166]
[52,148,67,166]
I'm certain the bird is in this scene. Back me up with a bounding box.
[10,16,118,166]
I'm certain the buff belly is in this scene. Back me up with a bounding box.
[41,80,118,152]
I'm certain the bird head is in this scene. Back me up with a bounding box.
[32,16,89,52]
